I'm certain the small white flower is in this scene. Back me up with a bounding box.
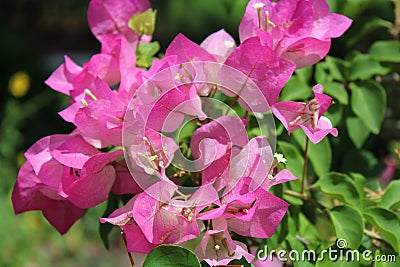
[252,2,265,9]
[274,153,287,164]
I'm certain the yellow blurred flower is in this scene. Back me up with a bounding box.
[9,71,30,98]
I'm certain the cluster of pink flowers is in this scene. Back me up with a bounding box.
[12,0,351,265]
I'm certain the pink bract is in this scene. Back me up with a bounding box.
[224,37,296,106]
[239,0,352,68]
[12,133,122,233]
[195,228,254,265]
[200,29,237,63]
[87,0,152,43]
[45,34,141,99]
[199,177,290,238]
[271,84,338,144]
[59,77,127,148]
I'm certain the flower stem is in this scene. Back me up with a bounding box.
[301,137,310,194]
[364,229,383,240]
[284,189,325,211]
[135,34,143,57]
[121,231,135,267]
[391,0,400,40]
[225,95,239,115]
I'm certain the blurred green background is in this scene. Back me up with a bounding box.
[1,0,399,266]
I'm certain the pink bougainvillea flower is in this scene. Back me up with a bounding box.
[146,85,207,132]
[45,55,94,97]
[196,135,273,193]
[379,157,398,184]
[200,29,237,63]
[253,255,284,267]
[85,34,137,87]
[271,84,338,144]
[223,37,296,107]
[239,0,352,68]
[100,197,156,254]
[144,33,216,83]
[194,228,254,265]
[46,34,142,99]
[87,0,151,43]
[199,177,290,239]
[190,116,248,185]
[57,149,123,209]
[29,133,120,209]
[165,33,216,63]
[225,136,274,192]
[102,183,220,252]
[129,127,178,176]
[129,83,206,134]
[262,169,298,191]
[59,77,127,148]
[132,181,202,245]
[12,133,121,233]
[12,162,85,235]
[143,33,217,96]
[111,161,143,195]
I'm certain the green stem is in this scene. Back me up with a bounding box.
[284,189,325,211]
[391,0,400,40]
[364,229,383,241]
[301,137,310,194]
[225,95,239,115]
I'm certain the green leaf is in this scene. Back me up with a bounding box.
[138,41,160,57]
[381,180,400,210]
[278,141,304,180]
[316,256,361,267]
[326,56,349,82]
[313,172,362,210]
[294,260,316,267]
[328,205,364,249]
[369,40,400,63]
[350,54,390,80]
[363,208,400,253]
[295,66,313,83]
[298,213,320,246]
[324,82,349,105]
[137,41,160,67]
[143,245,201,267]
[292,130,332,178]
[345,16,393,49]
[315,62,330,84]
[280,76,312,101]
[99,193,119,250]
[350,81,386,134]
[349,172,367,198]
[324,103,343,127]
[341,149,380,177]
[129,9,157,36]
[346,117,371,148]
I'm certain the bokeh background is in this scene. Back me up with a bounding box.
[1,0,399,266]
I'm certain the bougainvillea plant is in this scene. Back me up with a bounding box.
[12,0,400,266]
